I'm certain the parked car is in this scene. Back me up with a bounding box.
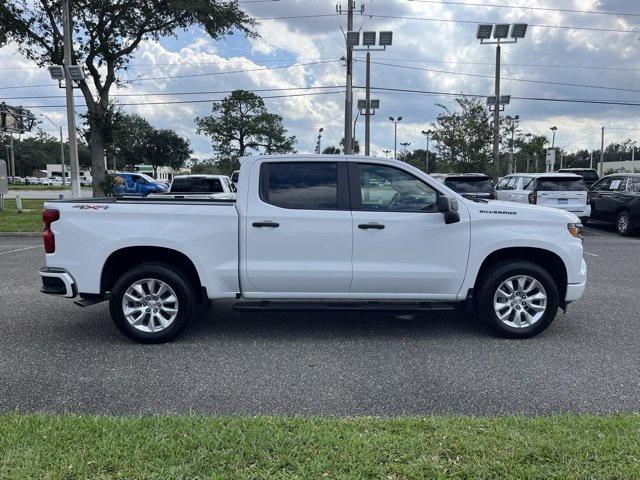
[169,175,236,196]
[589,173,640,236]
[109,172,168,196]
[557,168,599,188]
[40,154,586,343]
[496,173,591,223]
[430,173,496,201]
[230,170,240,185]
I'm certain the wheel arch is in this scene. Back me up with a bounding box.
[473,247,568,306]
[101,246,205,300]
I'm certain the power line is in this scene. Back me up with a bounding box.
[358,59,640,95]
[0,60,339,90]
[406,0,640,18]
[560,129,603,150]
[363,86,640,107]
[357,56,640,73]
[2,85,343,101]
[362,13,640,34]
[21,90,345,109]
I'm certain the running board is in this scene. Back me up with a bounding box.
[233,300,458,312]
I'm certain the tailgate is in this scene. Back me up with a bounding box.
[537,190,587,207]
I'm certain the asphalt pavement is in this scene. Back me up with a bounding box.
[1,225,638,416]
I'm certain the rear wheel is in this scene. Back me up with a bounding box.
[616,210,635,236]
[477,261,559,338]
[109,263,196,343]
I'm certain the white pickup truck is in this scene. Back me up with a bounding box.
[39,155,587,343]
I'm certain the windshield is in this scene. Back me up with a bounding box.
[536,177,586,191]
[444,177,493,194]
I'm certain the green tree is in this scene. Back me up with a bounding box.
[1,1,254,195]
[339,137,360,154]
[430,97,493,171]
[195,90,296,173]
[111,113,154,171]
[322,146,341,155]
[145,128,192,178]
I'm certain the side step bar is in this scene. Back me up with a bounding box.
[233,300,458,312]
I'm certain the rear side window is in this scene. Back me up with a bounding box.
[262,162,338,209]
[536,177,586,191]
[171,177,224,193]
[444,177,493,194]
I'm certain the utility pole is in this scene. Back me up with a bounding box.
[364,50,371,156]
[63,0,81,198]
[339,0,356,155]
[599,126,604,177]
[9,133,15,181]
[590,150,593,169]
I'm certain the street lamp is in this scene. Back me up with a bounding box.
[477,23,528,174]
[550,126,558,148]
[383,149,392,158]
[421,129,433,173]
[40,114,66,185]
[389,116,403,159]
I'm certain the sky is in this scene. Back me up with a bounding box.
[2,0,640,161]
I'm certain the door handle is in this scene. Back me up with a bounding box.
[252,221,280,228]
[358,223,385,230]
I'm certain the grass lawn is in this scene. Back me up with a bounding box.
[0,199,45,232]
[1,414,638,479]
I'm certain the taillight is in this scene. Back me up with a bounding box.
[586,192,591,204]
[43,209,60,254]
[528,192,537,204]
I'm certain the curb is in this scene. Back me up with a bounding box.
[0,232,41,237]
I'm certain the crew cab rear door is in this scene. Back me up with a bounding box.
[348,162,470,298]
[244,160,353,295]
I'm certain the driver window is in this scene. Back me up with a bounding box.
[357,163,438,212]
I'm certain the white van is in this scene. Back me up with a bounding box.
[496,173,590,222]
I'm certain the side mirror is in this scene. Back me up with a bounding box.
[438,195,460,224]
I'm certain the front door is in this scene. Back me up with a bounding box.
[349,162,470,299]
[244,161,353,296]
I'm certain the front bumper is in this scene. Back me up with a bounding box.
[39,267,77,298]
[565,258,587,302]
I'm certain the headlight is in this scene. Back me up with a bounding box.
[568,222,583,240]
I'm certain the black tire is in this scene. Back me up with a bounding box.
[476,260,560,339]
[579,217,589,226]
[616,210,635,236]
[109,262,196,343]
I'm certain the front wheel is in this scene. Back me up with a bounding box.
[109,263,196,343]
[477,261,559,338]
[616,211,635,236]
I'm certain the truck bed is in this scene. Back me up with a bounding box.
[43,196,240,298]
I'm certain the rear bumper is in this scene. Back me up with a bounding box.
[551,204,591,217]
[39,267,77,298]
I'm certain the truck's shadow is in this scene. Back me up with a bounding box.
[181,301,484,342]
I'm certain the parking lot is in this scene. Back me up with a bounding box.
[1,224,638,416]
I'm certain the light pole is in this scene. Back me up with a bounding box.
[524,132,532,172]
[506,115,519,174]
[389,116,402,159]
[477,23,528,174]
[421,129,432,173]
[550,126,557,148]
[40,114,66,185]
[352,30,392,156]
[383,149,391,158]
